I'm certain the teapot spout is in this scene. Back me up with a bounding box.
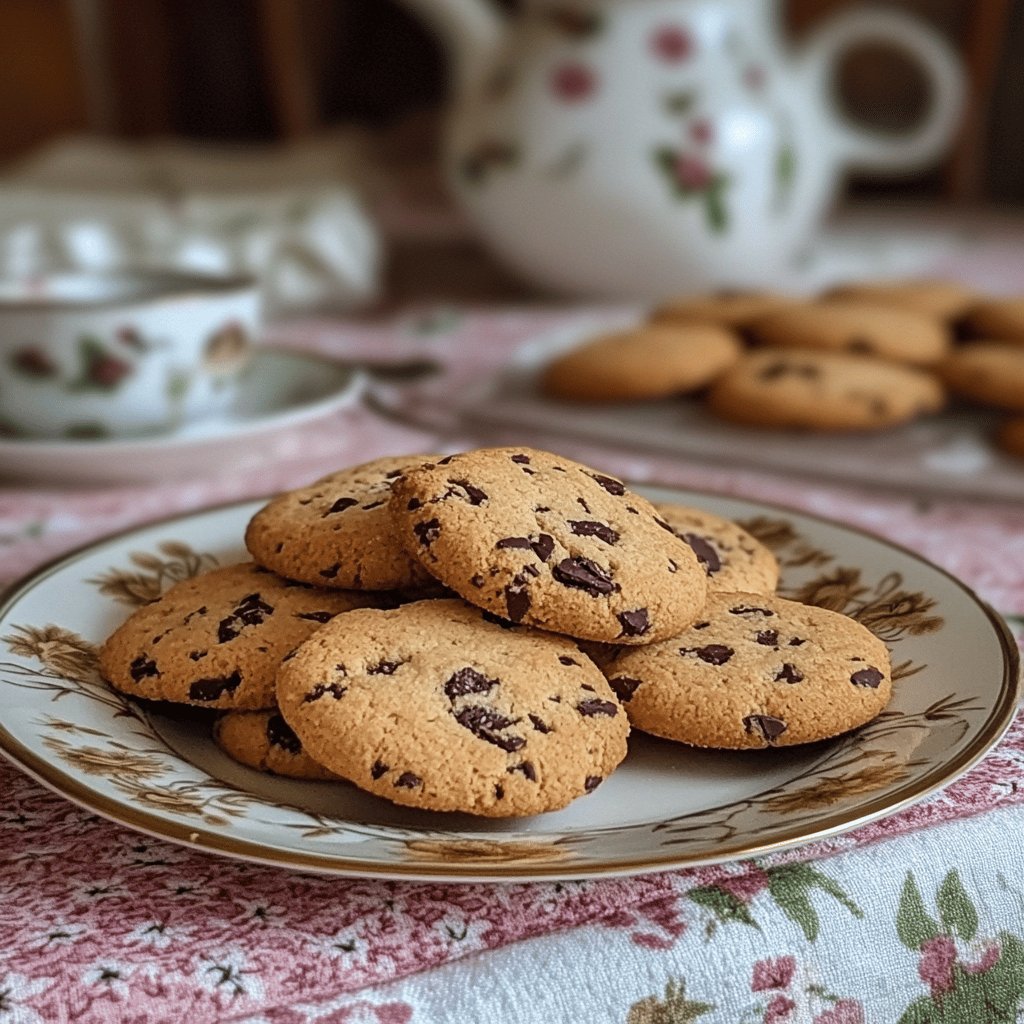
[399,0,506,94]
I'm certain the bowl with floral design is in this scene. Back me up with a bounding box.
[0,271,260,439]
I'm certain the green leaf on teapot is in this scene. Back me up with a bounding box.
[705,176,730,233]
[68,336,135,392]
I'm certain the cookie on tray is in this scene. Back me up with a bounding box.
[962,297,1024,343]
[652,503,779,594]
[824,279,976,321]
[750,301,950,366]
[651,290,792,329]
[540,324,741,402]
[605,592,892,748]
[938,343,1024,411]
[99,562,381,709]
[214,709,338,780]
[707,350,945,431]
[245,454,443,591]
[276,599,630,817]
[389,447,708,644]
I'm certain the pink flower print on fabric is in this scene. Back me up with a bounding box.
[814,1000,866,1024]
[764,994,797,1023]
[918,935,957,995]
[751,955,796,992]
[551,63,597,102]
[651,25,694,63]
[718,865,771,904]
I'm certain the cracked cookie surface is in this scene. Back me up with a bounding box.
[606,591,891,748]
[389,448,707,643]
[99,562,381,709]
[276,598,629,817]
[213,709,338,780]
[245,454,443,590]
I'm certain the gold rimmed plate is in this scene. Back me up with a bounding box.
[0,486,1018,882]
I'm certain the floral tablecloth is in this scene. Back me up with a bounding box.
[2,303,1024,1024]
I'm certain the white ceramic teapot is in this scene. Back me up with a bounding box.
[399,0,965,298]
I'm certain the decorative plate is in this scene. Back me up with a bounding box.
[0,487,1017,882]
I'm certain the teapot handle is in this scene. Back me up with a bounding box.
[798,7,965,174]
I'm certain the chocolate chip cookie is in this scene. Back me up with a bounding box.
[651,290,792,329]
[389,448,708,643]
[245,454,443,591]
[276,599,629,817]
[652,503,779,593]
[825,279,976,321]
[707,350,945,431]
[540,324,741,402]
[938,343,1024,411]
[750,301,950,366]
[605,592,892,748]
[213,709,338,780]
[99,562,381,709]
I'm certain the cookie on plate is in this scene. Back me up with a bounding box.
[245,454,443,590]
[825,279,976,321]
[707,350,945,431]
[652,503,779,594]
[651,290,792,329]
[962,297,1024,343]
[750,301,950,366]
[540,324,741,402]
[938,343,1024,412]
[389,447,708,644]
[605,592,892,748]
[99,562,381,709]
[213,709,338,780]
[996,417,1024,460]
[276,599,630,817]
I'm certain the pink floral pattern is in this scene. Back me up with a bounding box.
[651,24,694,63]
[550,63,598,103]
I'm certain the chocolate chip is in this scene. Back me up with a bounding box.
[528,714,551,733]
[217,593,274,643]
[577,497,592,514]
[509,761,537,781]
[494,783,505,799]
[552,557,616,596]
[683,533,722,574]
[535,505,551,513]
[496,537,532,550]
[617,608,650,637]
[511,454,531,464]
[789,637,807,646]
[743,714,787,742]
[454,705,525,750]
[654,518,675,534]
[481,610,518,630]
[385,468,406,478]
[282,648,298,662]
[609,676,642,702]
[577,698,618,717]
[694,621,710,630]
[754,629,778,647]
[304,682,347,702]
[295,611,334,623]
[667,559,679,574]
[549,695,562,703]
[445,667,498,700]
[368,660,402,675]
[371,760,389,779]
[590,473,625,495]
[626,506,639,515]
[730,605,774,617]
[395,772,421,788]
[266,714,302,754]
[189,671,242,702]
[584,775,603,792]
[188,650,207,661]
[362,500,386,511]
[581,683,595,692]
[470,574,485,588]
[324,497,358,516]
[407,498,422,511]
[275,543,284,553]
[532,534,555,561]
[413,519,441,546]
[558,656,578,666]
[129,656,159,681]
[523,565,540,578]
[319,563,341,579]
[851,667,884,688]
[521,467,537,475]
[504,584,531,623]
[437,455,456,465]
[447,478,487,505]
[775,663,804,683]
[680,644,734,665]
[568,521,620,544]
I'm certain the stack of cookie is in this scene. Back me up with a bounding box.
[541,279,1024,453]
[99,447,892,819]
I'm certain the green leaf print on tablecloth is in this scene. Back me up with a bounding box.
[897,870,1024,1022]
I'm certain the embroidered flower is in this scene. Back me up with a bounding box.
[918,934,957,995]
[814,999,865,1024]
[717,865,771,904]
[764,994,796,1023]
[752,955,796,991]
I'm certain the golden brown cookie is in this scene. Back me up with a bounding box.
[652,503,779,593]
[276,599,629,817]
[750,300,950,366]
[651,290,793,329]
[825,279,976,320]
[245,454,443,590]
[605,592,892,748]
[707,350,945,431]
[962,298,1024,343]
[540,324,742,402]
[213,710,338,780]
[389,447,708,644]
[938,343,1024,411]
[99,562,381,709]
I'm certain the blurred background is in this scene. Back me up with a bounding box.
[1,0,1020,307]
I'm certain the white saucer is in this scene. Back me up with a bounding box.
[0,348,365,486]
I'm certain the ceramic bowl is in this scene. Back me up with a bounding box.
[0,271,260,439]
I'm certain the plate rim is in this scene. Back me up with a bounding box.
[0,486,1019,883]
